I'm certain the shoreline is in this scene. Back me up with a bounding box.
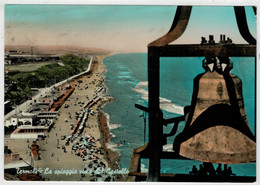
[96,54,125,179]
[85,53,126,181]
[5,53,126,181]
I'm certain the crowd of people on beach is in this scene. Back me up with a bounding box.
[56,74,116,181]
[63,133,115,181]
[28,70,116,181]
[5,58,121,181]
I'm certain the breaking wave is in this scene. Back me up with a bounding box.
[103,112,122,130]
[133,81,184,115]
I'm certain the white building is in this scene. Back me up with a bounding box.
[9,111,59,139]
[10,113,36,127]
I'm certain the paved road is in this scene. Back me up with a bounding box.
[4,56,94,124]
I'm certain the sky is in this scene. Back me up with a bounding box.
[4,5,257,52]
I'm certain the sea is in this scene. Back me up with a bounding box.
[103,53,256,176]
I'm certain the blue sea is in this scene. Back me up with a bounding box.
[103,53,256,177]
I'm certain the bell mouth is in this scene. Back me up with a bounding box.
[173,104,256,164]
[177,125,256,164]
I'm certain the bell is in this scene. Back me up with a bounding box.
[173,56,256,164]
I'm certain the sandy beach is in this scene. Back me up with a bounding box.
[6,54,122,181]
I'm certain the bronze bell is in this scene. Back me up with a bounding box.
[173,56,256,164]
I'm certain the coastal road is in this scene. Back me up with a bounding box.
[4,56,94,125]
[6,54,111,181]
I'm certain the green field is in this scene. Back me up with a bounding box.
[5,61,58,72]
[5,54,89,105]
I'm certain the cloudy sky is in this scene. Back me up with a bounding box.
[5,5,256,52]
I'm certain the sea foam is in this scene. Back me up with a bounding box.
[103,112,122,131]
[133,81,184,115]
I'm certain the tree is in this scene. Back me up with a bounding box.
[5,81,32,105]
[6,54,89,104]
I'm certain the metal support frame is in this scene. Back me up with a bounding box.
[128,5,257,182]
[147,47,161,181]
[146,44,256,181]
[234,6,256,45]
